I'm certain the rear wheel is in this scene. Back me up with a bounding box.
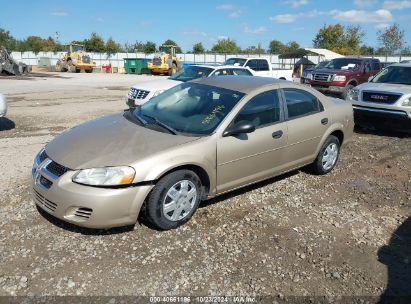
[309,135,340,175]
[85,69,92,73]
[144,170,202,230]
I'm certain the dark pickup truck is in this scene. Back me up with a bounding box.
[304,57,382,99]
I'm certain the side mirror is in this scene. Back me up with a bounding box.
[223,121,256,137]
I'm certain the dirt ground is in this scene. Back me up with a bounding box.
[0,72,410,301]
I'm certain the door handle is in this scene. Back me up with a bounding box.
[272,130,283,139]
[321,118,329,125]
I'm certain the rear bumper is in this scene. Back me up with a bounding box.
[353,105,411,130]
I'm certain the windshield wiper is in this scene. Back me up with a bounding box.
[142,114,178,135]
[134,112,148,126]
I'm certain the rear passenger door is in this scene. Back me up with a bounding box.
[281,88,328,167]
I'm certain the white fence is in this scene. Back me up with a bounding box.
[10,51,411,69]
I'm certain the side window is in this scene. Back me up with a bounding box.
[231,69,253,76]
[233,90,281,128]
[258,60,269,71]
[283,89,323,119]
[246,59,259,71]
[372,61,381,71]
[213,69,230,76]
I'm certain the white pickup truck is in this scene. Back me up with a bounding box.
[224,57,293,81]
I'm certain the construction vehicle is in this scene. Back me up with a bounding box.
[147,45,182,75]
[55,43,95,73]
[0,47,31,76]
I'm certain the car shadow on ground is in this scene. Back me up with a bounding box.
[36,206,135,236]
[200,170,299,208]
[0,117,15,131]
[354,125,411,138]
[37,169,302,234]
[378,216,411,304]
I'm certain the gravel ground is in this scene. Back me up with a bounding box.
[0,73,410,301]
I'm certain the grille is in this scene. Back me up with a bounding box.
[362,91,401,104]
[33,189,57,212]
[39,150,48,162]
[40,176,53,189]
[74,207,93,219]
[46,161,70,177]
[313,73,332,82]
[128,88,150,100]
[153,58,162,66]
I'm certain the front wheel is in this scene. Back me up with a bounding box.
[144,170,202,230]
[309,135,340,175]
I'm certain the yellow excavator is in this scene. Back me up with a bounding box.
[56,43,95,73]
[147,45,182,75]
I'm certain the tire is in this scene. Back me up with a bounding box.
[85,69,92,73]
[75,68,81,73]
[309,135,340,175]
[144,170,202,230]
[342,83,355,100]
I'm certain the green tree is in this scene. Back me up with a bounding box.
[402,46,411,56]
[25,36,44,54]
[268,40,286,54]
[377,24,405,55]
[243,43,265,54]
[84,32,105,52]
[287,41,300,51]
[143,41,156,54]
[162,39,182,53]
[313,24,364,55]
[105,37,121,55]
[211,38,241,54]
[0,28,18,50]
[192,42,205,54]
[359,45,374,55]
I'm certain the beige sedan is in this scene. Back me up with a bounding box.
[32,76,353,230]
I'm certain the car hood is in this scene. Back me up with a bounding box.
[356,82,411,94]
[314,68,355,75]
[45,113,199,169]
[131,78,181,91]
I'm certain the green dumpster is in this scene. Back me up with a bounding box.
[123,58,150,74]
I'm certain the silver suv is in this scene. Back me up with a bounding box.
[347,63,411,132]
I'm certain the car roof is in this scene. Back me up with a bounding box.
[190,76,285,93]
[192,64,250,70]
[390,62,411,67]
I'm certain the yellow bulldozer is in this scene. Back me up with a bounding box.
[147,45,183,75]
[56,43,95,73]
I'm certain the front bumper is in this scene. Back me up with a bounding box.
[353,105,411,131]
[31,158,154,229]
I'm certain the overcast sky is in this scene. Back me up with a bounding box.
[1,0,411,51]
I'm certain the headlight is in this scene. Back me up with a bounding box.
[347,88,359,101]
[73,166,135,186]
[402,98,411,107]
[333,75,346,82]
[152,90,164,97]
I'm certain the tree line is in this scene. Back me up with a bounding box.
[0,24,409,56]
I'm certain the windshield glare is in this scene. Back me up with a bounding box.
[169,66,214,82]
[372,66,411,85]
[225,58,247,66]
[325,58,362,70]
[134,83,245,135]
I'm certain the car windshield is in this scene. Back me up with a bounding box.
[225,58,247,66]
[69,45,84,52]
[169,66,214,82]
[371,66,411,85]
[316,61,329,68]
[325,58,362,70]
[133,82,245,135]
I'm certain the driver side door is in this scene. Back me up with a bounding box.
[216,89,288,193]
